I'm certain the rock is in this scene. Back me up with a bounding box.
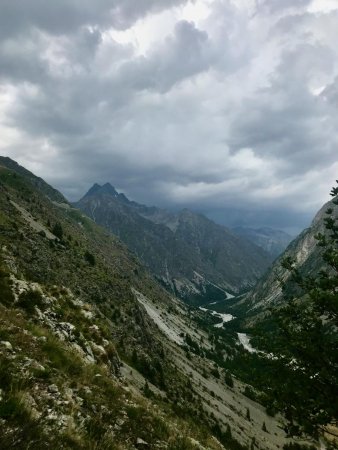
[48,384,59,394]
[84,344,95,363]
[136,437,150,448]
[64,387,74,400]
[22,393,41,420]
[81,309,94,320]
[75,396,84,406]
[0,341,13,351]
[30,361,46,372]
[82,386,92,395]
[90,341,106,356]
[59,322,76,339]
[116,417,125,427]
[71,342,86,358]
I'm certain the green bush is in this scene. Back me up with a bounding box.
[17,289,45,313]
[283,444,316,450]
[224,371,234,388]
[0,395,30,422]
[0,265,14,306]
[52,222,63,239]
[84,250,96,266]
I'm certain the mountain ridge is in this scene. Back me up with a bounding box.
[0,156,296,450]
[232,226,293,258]
[75,183,272,305]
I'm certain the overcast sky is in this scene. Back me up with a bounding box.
[1,0,337,233]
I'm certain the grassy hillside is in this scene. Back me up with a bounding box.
[0,159,320,449]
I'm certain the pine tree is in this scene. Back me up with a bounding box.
[52,222,63,240]
[264,181,338,438]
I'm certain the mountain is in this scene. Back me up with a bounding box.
[232,227,293,258]
[232,198,336,324]
[75,183,272,305]
[0,157,297,450]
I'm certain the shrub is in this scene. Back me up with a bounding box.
[283,444,316,450]
[225,371,234,388]
[17,289,45,314]
[0,394,30,422]
[52,222,63,239]
[0,265,14,306]
[84,250,96,266]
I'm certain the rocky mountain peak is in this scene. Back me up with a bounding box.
[100,182,119,197]
[83,182,119,199]
[83,183,102,198]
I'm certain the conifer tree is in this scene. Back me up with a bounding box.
[265,181,338,438]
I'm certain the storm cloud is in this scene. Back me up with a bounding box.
[0,0,337,232]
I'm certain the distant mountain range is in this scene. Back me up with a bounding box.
[232,226,293,258]
[75,183,272,305]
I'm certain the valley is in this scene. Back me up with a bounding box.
[0,157,336,450]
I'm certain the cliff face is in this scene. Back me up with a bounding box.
[234,198,335,322]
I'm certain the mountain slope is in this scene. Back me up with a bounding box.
[0,157,295,450]
[75,184,272,305]
[232,227,293,258]
[233,198,336,323]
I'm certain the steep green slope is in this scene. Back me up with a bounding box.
[0,161,225,449]
[0,158,317,450]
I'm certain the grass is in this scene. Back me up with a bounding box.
[41,336,83,378]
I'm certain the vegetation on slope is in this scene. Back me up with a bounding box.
[0,164,225,449]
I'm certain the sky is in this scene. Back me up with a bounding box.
[0,0,338,233]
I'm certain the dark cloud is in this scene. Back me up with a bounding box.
[117,21,214,92]
[0,0,187,37]
[0,0,337,232]
[228,42,338,176]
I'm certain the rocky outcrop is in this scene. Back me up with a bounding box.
[235,198,336,321]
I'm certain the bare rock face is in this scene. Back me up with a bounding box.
[236,198,337,321]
